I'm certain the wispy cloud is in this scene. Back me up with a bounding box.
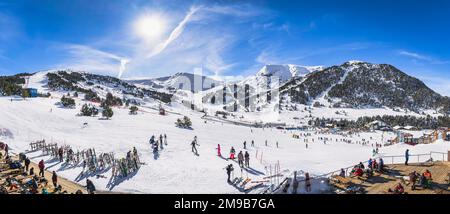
[57,44,129,77]
[146,6,201,59]
[399,50,449,64]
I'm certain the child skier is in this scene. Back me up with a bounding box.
[217,144,221,156]
[229,147,236,159]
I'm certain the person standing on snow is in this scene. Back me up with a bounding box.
[24,157,31,173]
[237,151,244,168]
[229,147,236,159]
[265,140,268,146]
[251,140,254,147]
[244,151,250,168]
[243,141,247,149]
[225,164,234,183]
[217,144,221,156]
[164,134,168,145]
[305,172,312,192]
[38,159,45,177]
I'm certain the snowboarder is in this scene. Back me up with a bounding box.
[86,179,96,194]
[216,144,221,156]
[244,151,250,168]
[38,159,45,177]
[243,141,247,149]
[237,151,244,167]
[52,171,58,188]
[225,164,234,183]
[229,147,236,159]
[405,149,410,165]
[191,139,199,155]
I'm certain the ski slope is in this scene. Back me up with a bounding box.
[1,94,449,193]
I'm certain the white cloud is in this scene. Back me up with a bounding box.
[399,50,449,64]
[57,44,129,77]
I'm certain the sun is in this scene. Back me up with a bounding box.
[133,14,167,42]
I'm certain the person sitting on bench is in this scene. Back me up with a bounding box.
[393,183,404,194]
[354,167,363,177]
[409,171,419,190]
[420,170,432,188]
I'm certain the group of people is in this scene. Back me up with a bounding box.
[149,134,168,153]
[408,169,433,190]
[348,157,385,178]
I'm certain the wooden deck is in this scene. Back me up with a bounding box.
[1,151,120,194]
[330,162,450,194]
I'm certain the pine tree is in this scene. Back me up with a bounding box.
[102,106,114,119]
[129,106,138,115]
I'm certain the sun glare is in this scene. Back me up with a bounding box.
[133,14,166,42]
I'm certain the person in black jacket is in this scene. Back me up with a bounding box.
[52,171,58,188]
[226,164,234,183]
[24,158,31,173]
[86,179,96,194]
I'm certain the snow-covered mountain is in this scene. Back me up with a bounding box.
[280,61,450,114]
[128,72,223,93]
[256,64,324,83]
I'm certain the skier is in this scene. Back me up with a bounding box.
[244,151,250,168]
[251,140,255,147]
[159,134,163,145]
[191,139,199,155]
[216,144,221,156]
[38,159,45,177]
[164,134,168,145]
[86,179,96,194]
[229,147,236,159]
[52,171,58,188]
[243,141,247,149]
[225,164,234,183]
[405,149,410,165]
[237,151,244,167]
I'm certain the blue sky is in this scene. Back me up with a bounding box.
[0,0,449,95]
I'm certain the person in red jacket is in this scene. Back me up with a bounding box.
[354,167,363,177]
[38,159,45,177]
[217,144,221,157]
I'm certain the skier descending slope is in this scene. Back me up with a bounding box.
[191,137,199,156]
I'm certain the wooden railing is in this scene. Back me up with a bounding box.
[264,151,449,194]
